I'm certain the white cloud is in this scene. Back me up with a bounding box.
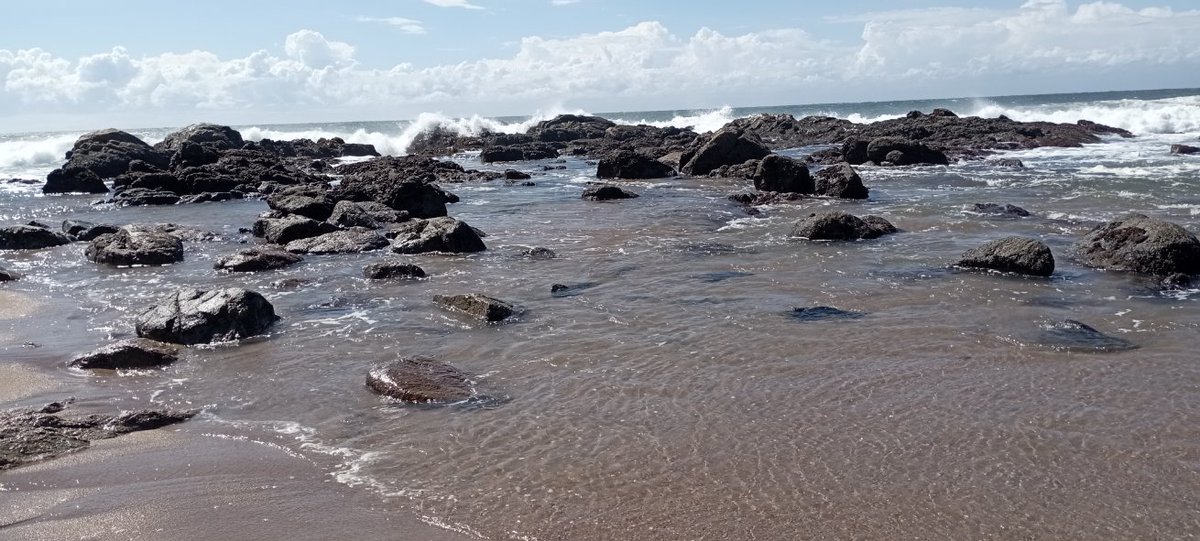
[551,0,581,5]
[423,0,484,10]
[1,1,1199,129]
[356,16,427,35]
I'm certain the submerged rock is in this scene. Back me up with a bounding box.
[596,150,675,179]
[791,211,897,241]
[284,229,390,255]
[0,224,72,250]
[986,158,1026,169]
[582,185,639,201]
[550,282,598,297]
[1170,144,1199,155]
[0,402,195,470]
[957,236,1055,276]
[0,265,18,281]
[521,246,557,260]
[1037,319,1138,353]
[1073,213,1200,276]
[971,203,1031,217]
[135,288,278,345]
[62,220,120,241]
[86,226,184,266]
[433,294,518,322]
[812,162,869,199]
[366,356,475,403]
[68,338,180,370]
[789,306,866,321]
[363,261,427,280]
[390,217,487,254]
[214,246,303,272]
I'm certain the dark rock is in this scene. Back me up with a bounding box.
[0,265,18,281]
[86,226,184,266]
[680,128,771,176]
[789,306,866,321]
[582,185,639,201]
[813,162,869,199]
[44,166,109,194]
[1037,319,1137,353]
[866,137,950,165]
[53,129,167,184]
[1160,273,1193,290]
[68,338,180,370]
[390,217,487,254]
[0,402,195,470]
[256,215,340,245]
[433,294,517,322]
[503,169,532,180]
[178,191,241,204]
[1073,213,1200,275]
[597,150,676,179]
[334,157,467,218]
[135,288,277,345]
[930,108,958,118]
[480,143,560,163]
[528,114,616,142]
[728,191,808,206]
[155,123,244,154]
[363,261,427,280]
[987,158,1026,168]
[957,236,1055,277]
[0,224,72,250]
[111,187,181,206]
[214,246,303,272]
[327,200,380,229]
[694,271,753,283]
[724,114,853,150]
[550,282,597,297]
[365,357,475,403]
[971,203,1031,217]
[266,192,336,221]
[521,247,556,260]
[791,211,897,241]
[62,218,114,242]
[284,229,390,255]
[1170,144,1199,155]
[753,154,812,193]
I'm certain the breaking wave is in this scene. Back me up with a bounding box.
[965,95,1200,135]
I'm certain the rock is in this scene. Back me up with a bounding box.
[0,265,18,281]
[334,159,459,219]
[1073,213,1200,275]
[753,154,813,193]
[390,217,488,254]
[480,143,560,163]
[257,215,340,245]
[178,191,241,204]
[596,150,676,179]
[0,224,72,250]
[582,185,639,201]
[865,137,950,166]
[155,123,244,154]
[365,357,475,403]
[789,306,866,321]
[111,187,181,206]
[550,282,597,297]
[43,166,109,194]
[135,288,277,345]
[266,192,336,221]
[791,211,897,241]
[68,338,180,370]
[363,261,427,280]
[0,402,195,470]
[987,158,1026,168]
[930,108,958,118]
[680,128,771,176]
[971,203,1031,217]
[51,129,167,184]
[61,220,119,242]
[1170,144,1200,155]
[503,169,532,180]
[724,114,853,150]
[812,162,869,199]
[284,229,390,255]
[433,294,517,322]
[1037,319,1137,353]
[214,246,303,272]
[956,236,1055,276]
[528,114,616,142]
[1160,273,1193,290]
[86,226,184,266]
[521,247,556,260]
[327,200,380,229]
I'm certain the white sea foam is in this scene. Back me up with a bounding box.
[965,95,1200,135]
[611,105,737,134]
[0,133,80,178]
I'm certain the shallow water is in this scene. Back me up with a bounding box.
[3,124,1200,538]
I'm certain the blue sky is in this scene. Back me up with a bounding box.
[2,0,1199,131]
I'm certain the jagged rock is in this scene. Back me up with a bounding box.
[366,357,475,403]
[284,229,390,255]
[480,143,560,162]
[680,128,771,176]
[971,203,1031,217]
[363,261,427,280]
[86,226,184,266]
[135,288,277,345]
[155,123,244,154]
[1170,144,1200,155]
[957,236,1055,277]
[433,294,517,322]
[68,338,180,370]
[0,224,72,250]
[1073,213,1200,276]
[111,187,181,206]
[334,158,464,218]
[596,150,675,179]
[791,211,897,241]
[256,215,339,245]
[582,185,639,201]
[813,162,869,199]
[0,402,195,470]
[753,154,812,193]
[214,246,303,272]
[178,191,242,204]
[521,247,556,260]
[987,158,1026,168]
[50,129,167,186]
[390,217,487,254]
[865,137,950,166]
[327,200,380,229]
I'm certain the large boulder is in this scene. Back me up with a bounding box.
[284,229,390,255]
[155,123,245,155]
[327,200,380,229]
[596,150,675,179]
[390,217,487,254]
[214,246,303,272]
[335,168,451,219]
[43,166,108,194]
[433,294,517,322]
[813,162,869,199]
[957,236,1055,277]
[0,224,72,250]
[680,128,771,176]
[528,114,616,142]
[753,154,813,193]
[49,129,167,183]
[582,185,639,201]
[68,338,180,370]
[256,215,339,245]
[266,191,337,221]
[86,227,184,266]
[135,288,277,345]
[1073,213,1200,276]
[480,143,560,163]
[366,357,475,403]
[791,211,897,241]
[866,137,950,165]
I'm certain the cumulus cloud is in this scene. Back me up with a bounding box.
[423,0,484,10]
[1,0,1198,127]
[356,16,427,35]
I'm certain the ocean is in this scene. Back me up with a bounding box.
[2,88,1199,540]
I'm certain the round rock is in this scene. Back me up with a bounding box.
[366,356,475,403]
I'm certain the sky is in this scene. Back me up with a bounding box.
[1,0,1199,132]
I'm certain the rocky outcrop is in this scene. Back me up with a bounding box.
[334,157,463,218]
[284,229,390,255]
[1170,144,1199,155]
[861,137,950,166]
[957,236,1055,277]
[680,128,771,176]
[791,211,897,241]
[86,226,184,266]
[813,162,869,199]
[1073,213,1200,276]
[0,224,72,250]
[68,338,180,370]
[154,123,244,154]
[363,261,427,280]
[366,357,475,403]
[582,185,639,201]
[480,143,560,163]
[433,294,518,322]
[214,246,303,272]
[135,288,278,345]
[110,187,182,206]
[528,114,616,142]
[245,136,380,159]
[43,130,167,194]
[390,217,487,254]
[596,150,675,179]
[266,189,337,221]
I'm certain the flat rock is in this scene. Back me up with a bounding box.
[791,211,897,241]
[433,294,518,322]
[0,402,195,470]
[1073,213,1200,276]
[68,338,180,370]
[390,217,487,254]
[1037,320,1138,353]
[366,357,475,403]
[0,224,72,250]
[285,229,389,255]
[135,288,278,345]
[957,236,1055,277]
[363,261,427,280]
[215,246,303,272]
[789,306,866,321]
[86,226,184,266]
